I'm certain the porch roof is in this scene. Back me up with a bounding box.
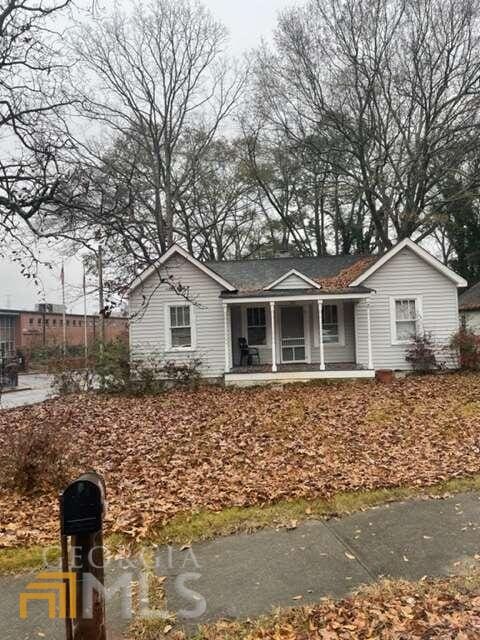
[220,286,373,302]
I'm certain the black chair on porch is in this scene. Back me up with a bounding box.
[238,337,260,367]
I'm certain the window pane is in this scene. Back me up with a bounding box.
[170,306,190,328]
[396,300,416,321]
[323,326,339,343]
[322,305,339,343]
[248,326,266,346]
[396,320,416,341]
[247,307,265,326]
[323,305,338,325]
[171,327,191,347]
[247,307,266,345]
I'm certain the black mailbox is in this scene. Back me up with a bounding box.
[60,472,106,536]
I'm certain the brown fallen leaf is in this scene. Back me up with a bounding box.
[1,373,480,548]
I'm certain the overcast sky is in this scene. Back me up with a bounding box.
[0,0,296,313]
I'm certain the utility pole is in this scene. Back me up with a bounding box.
[61,262,67,358]
[42,305,46,347]
[83,260,88,367]
[97,246,106,349]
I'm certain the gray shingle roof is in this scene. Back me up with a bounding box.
[206,254,374,293]
[459,281,480,310]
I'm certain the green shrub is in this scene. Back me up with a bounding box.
[29,344,85,362]
[51,340,203,396]
[405,332,438,372]
[95,339,131,392]
[450,328,480,370]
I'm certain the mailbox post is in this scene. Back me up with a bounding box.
[60,472,107,640]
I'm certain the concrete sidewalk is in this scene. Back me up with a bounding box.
[1,491,479,638]
[0,374,55,409]
[166,491,480,626]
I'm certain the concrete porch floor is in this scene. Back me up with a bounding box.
[225,362,374,386]
[230,362,366,374]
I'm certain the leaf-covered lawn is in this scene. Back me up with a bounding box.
[164,575,480,640]
[1,372,480,548]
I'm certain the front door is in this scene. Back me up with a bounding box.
[281,306,306,363]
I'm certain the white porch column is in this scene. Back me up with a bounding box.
[318,299,326,371]
[366,299,374,370]
[270,301,277,372]
[223,303,231,373]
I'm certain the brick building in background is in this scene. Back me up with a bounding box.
[0,305,128,358]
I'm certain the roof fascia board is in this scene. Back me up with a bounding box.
[264,268,322,290]
[128,244,236,294]
[350,238,468,288]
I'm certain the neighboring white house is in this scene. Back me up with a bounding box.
[128,239,467,385]
[459,281,480,333]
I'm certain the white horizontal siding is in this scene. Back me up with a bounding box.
[356,247,460,370]
[272,273,312,289]
[129,255,226,378]
[310,302,356,363]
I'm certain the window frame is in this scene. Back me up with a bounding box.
[389,296,423,345]
[165,303,196,352]
[245,306,268,347]
[313,302,345,347]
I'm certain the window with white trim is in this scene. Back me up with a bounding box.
[169,305,192,349]
[393,298,419,343]
[323,305,339,344]
[247,307,267,346]
[314,302,345,346]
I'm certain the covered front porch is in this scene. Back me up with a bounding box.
[222,292,375,385]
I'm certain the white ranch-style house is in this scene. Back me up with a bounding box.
[128,239,467,385]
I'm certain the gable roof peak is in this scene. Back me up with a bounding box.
[264,268,322,290]
[350,238,467,288]
[128,244,236,294]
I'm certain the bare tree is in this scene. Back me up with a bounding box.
[0,0,76,252]
[71,0,247,257]
[253,0,480,250]
[175,138,259,260]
